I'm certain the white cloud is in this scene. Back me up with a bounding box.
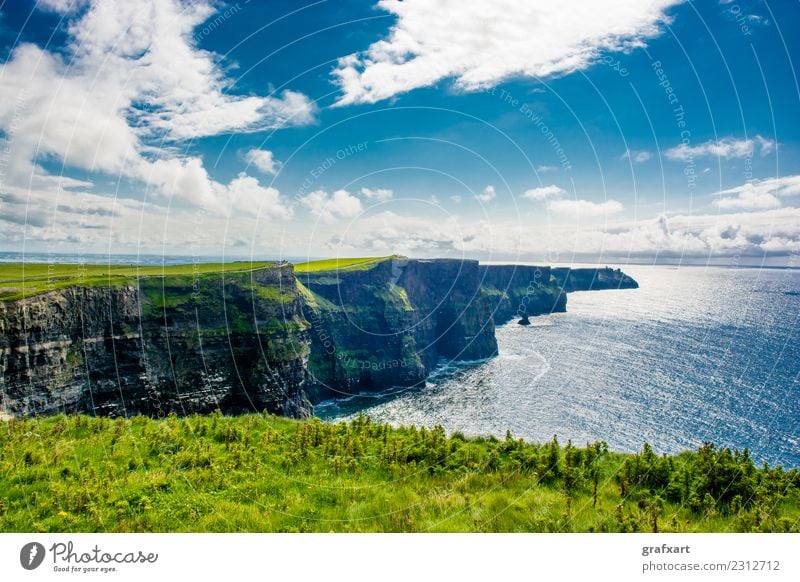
[320,211,471,255]
[0,178,296,254]
[523,185,567,201]
[300,189,363,223]
[64,0,315,140]
[547,198,625,217]
[144,157,216,208]
[0,0,314,214]
[245,149,281,175]
[714,175,800,211]
[666,135,775,161]
[621,149,653,163]
[332,0,682,105]
[475,185,496,202]
[360,187,394,202]
[37,0,87,11]
[223,174,293,219]
[450,195,462,203]
[716,190,780,211]
[291,176,797,262]
[535,165,558,173]
[312,206,800,261]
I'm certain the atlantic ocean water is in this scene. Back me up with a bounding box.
[318,266,800,468]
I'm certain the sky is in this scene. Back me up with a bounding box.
[0,0,798,265]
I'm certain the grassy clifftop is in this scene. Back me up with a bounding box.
[0,261,275,301]
[0,257,394,300]
[293,256,395,273]
[1,414,797,533]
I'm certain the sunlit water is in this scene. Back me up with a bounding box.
[318,266,800,467]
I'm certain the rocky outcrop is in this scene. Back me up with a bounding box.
[479,265,567,324]
[299,258,498,403]
[0,265,310,418]
[552,267,639,292]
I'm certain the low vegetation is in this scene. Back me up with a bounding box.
[0,262,274,301]
[1,414,797,533]
[293,256,395,273]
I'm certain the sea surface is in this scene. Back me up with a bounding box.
[318,265,800,468]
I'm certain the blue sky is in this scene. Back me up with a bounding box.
[0,0,798,264]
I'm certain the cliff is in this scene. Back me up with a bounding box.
[299,258,499,403]
[0,265,311,419]
[0,259,637,418]
[479,264,567,324]
[552,267,639,292]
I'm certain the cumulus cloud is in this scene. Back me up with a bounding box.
[223,174,293,219]
[621,149,653,163]
[0,0,314,213]
[547,199,625,217]
[513,184,624,219]
[523,185,567,201]
[245,149,282,175]
[666,135,776,161]
[64,0,315,140]
[300,189,363,223]
[714,175,800,211]
[332,0,682,105]
[360,187,394,202]
[321,211,472,255]
[0,180,297,254]
[475,185,497,203]
[313,206,800,261]
[716,189,780,211]
[36,0,88,11]
[0,184,162,248]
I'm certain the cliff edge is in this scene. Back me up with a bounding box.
[552,266,639,292]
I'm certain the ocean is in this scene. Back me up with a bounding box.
[317,265,800,468]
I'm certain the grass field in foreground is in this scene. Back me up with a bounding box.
[1,413,797,533]
[0,261,274,301]
[292,256,394,273]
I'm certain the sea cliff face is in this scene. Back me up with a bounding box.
[300,258,499,403]
[479,265,567,323]
[0,259,636,419]
[0,265,310,418]
[552,267,639,292]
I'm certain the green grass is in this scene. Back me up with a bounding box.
[0,262,275,301]
[0,257,398,300]
[1,414,797,533]
[292,256,396,273]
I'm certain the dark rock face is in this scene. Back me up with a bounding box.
[479,265,567,324]
[0,265,311,419]
[300,258,498,403]
[0,285,140,417]
[552,267,639,292]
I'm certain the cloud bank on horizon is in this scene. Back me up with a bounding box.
[0,0,797,264]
